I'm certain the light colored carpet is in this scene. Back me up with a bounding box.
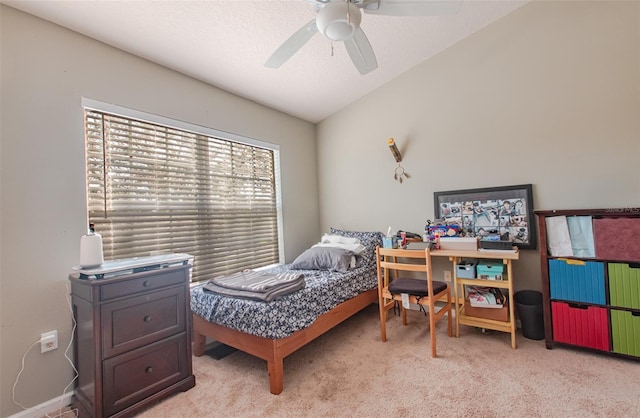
[138,305,640,418]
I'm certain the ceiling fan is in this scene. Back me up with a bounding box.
[265,0,463,75]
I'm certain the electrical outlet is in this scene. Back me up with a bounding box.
[41,330,58,353]
[444,270,452,282]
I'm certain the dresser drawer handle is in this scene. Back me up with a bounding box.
[143,315,152,323]
[146,366,153,373]
[143,280,151,287]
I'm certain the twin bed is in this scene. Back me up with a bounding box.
[190,229,382,394]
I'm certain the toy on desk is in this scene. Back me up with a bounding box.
[427,224,461,240]
[423,220,433,242]
[387,138,409,183]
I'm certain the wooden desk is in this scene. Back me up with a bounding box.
[388,246,520,348]
[432,248,520,348]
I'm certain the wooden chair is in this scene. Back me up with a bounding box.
[376,246,453,357]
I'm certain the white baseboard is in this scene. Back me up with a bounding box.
[8,393,73,418]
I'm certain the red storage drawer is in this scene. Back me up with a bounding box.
[551,301,610,351]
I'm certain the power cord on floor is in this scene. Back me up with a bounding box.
[45,280,80,418]
[11,280,80,418]
[11,339,41,411]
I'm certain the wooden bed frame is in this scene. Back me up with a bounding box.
[192,288,378,394]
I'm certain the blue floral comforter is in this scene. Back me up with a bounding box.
[190,263,378,339]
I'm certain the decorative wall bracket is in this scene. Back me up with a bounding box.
[388,138,409,183]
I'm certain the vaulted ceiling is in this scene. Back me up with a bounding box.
[3,0,527,123]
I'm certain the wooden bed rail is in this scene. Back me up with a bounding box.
[193,288,378,394]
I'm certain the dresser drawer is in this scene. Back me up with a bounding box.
[102,333,189,417]
[101,286,186,358]
[99,267,187,301]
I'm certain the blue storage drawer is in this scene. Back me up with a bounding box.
[477,261,504,280]
[549,258,605,304]
[456,262,477,279]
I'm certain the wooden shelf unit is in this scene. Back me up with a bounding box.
[535,208,640,359]
[433,249,520,349]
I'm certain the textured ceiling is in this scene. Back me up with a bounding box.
[4,0,527,123]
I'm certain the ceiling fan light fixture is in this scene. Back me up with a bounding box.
[316,2,362,41]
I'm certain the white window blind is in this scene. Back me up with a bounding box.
[84,109,280,282]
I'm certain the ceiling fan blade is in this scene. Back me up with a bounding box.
[362,0,463,16]
[265,19,319,68]
[344,28,378,75]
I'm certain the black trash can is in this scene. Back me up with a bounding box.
[514,290,545,340]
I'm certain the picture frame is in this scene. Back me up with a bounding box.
[434,184,537,250]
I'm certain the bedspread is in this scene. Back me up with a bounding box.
[190,263,377,339]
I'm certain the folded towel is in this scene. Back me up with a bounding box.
[203,276,305,302]
[212,270,304,293]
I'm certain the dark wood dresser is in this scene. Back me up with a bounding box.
[69,258,195,417]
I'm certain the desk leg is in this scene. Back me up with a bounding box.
[507,260,517,349]
[451,256,460,338]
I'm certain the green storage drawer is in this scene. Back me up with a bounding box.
[609,263,640,309]
[610,309,640,357]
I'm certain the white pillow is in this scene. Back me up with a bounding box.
[321,233,361,245]
[313,242,366,255]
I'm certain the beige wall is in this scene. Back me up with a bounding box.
[0,6,319,416]
[316,1,640,289]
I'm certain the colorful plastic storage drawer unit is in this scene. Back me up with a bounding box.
[548,259,605,304]
[609,262,640,309]
[610,309,640,357]
[551,301,610,351]
[477,261,504,280]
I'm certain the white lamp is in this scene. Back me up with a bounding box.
[316,2,362,41]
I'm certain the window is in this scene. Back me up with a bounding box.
[84,103,282,282]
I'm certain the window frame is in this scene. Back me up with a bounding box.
[82,98,285,281]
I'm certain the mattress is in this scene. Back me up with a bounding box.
[190,263,378,339]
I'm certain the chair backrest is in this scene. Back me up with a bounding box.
[376,247,433,274]
[376,247,436,296]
